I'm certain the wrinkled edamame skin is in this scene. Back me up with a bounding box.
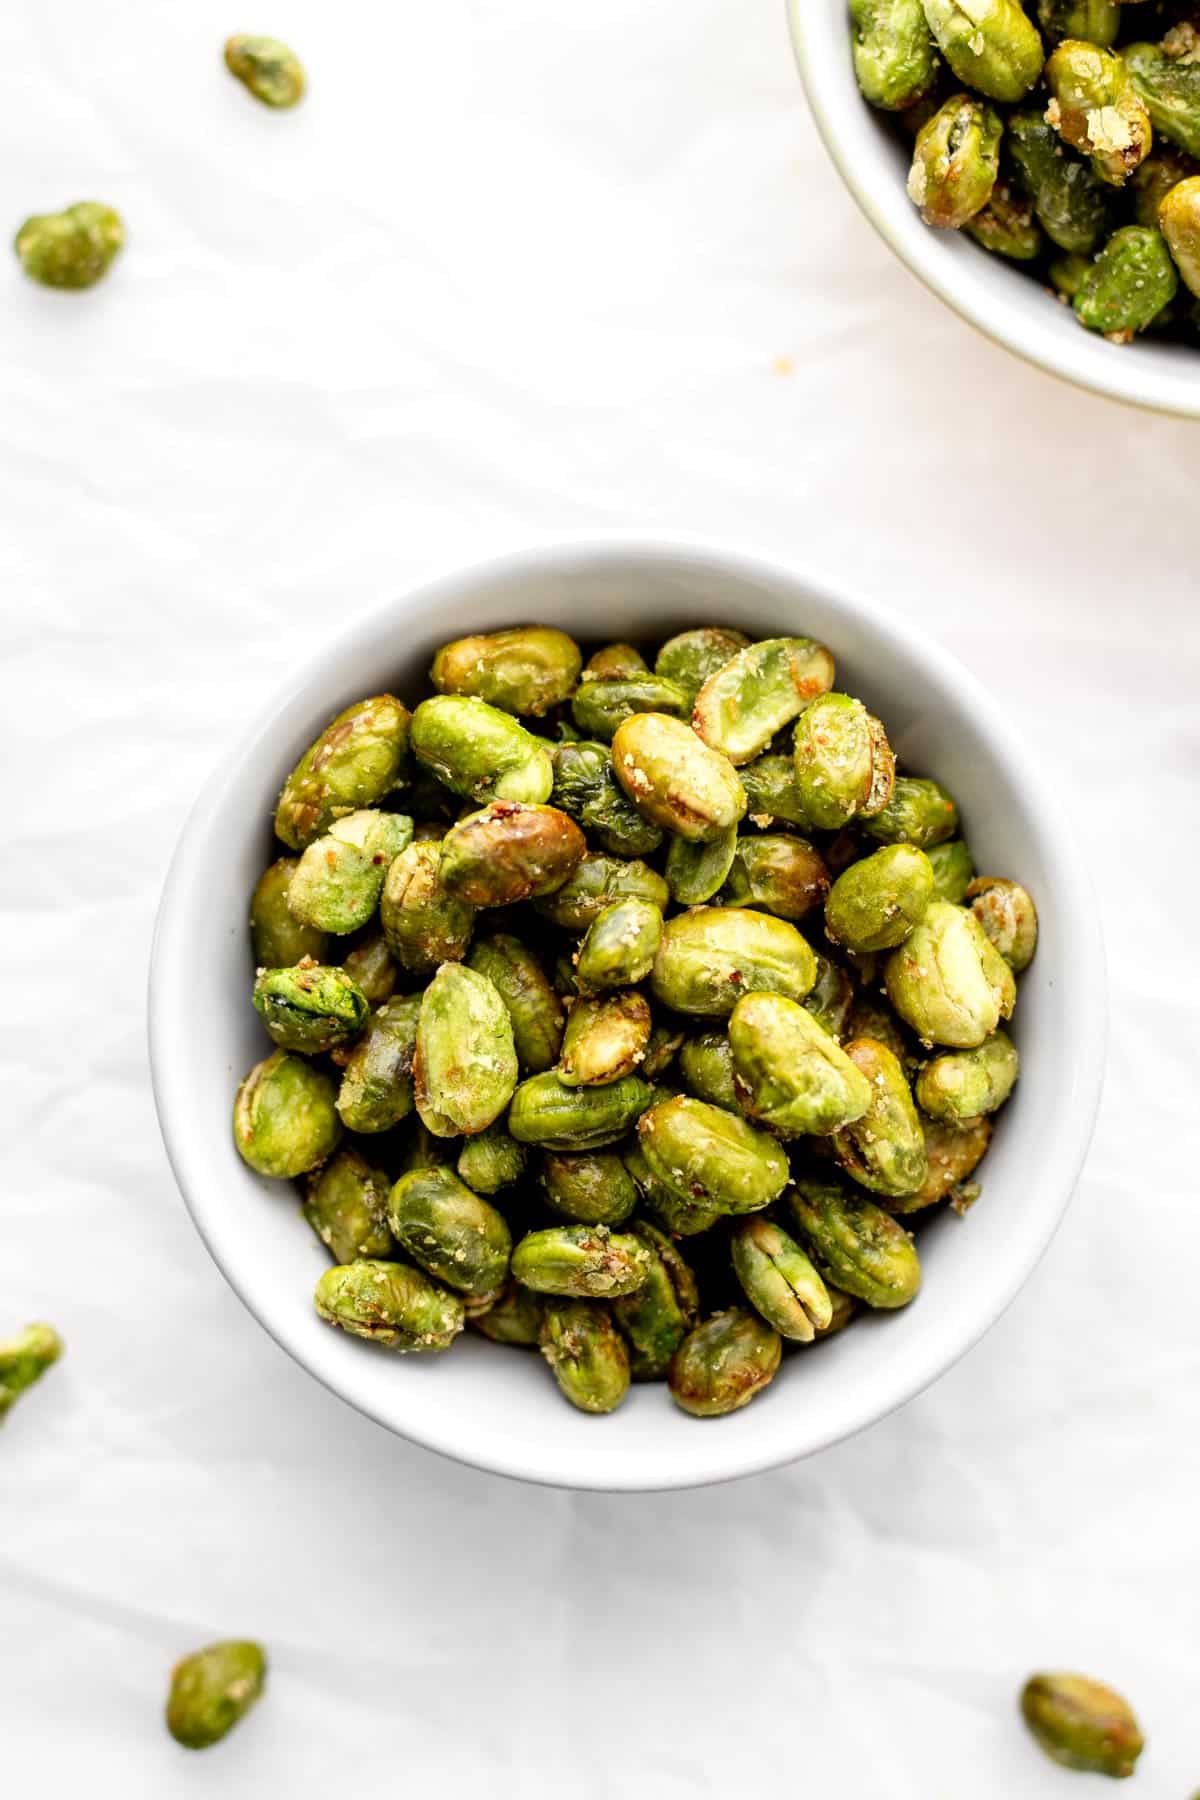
[791,691,895,824]
[731,1218,833,1342]
[572,672,691,741]
[984,154,1057,245]
[692,637,836,766]
[1037,0,1119,50]
[851,0,939,111]
[314,1258,465,1349]
[388,1166,512,1295]
[287,809,413,934]
[885,900,1015,1046]
[1125,39,1200,160]
[863,775,959,847]
[275,696,411,850]
[0,1323,63,1425]
[470,1278,544,1345]
[252,961,369,1054]
[642,1021,685,1079]
[575,897,664,992]
[831,1037,929,1197]
[559,990,652,1086]
[456,1120,527,1194]
[466,933,564,1071]
[166,1640,267,1750]
[1074,223,1178,335]
[586,643,648,679]
[410,695,553,806]
[431,627,581,716]
[964,871,1043,972]
[920,0,1044,103]
[637,1094,790,1215]
[966,179,1044,256]
[250,857,329,968]
[666,823,740,906]
[552,740,664,858]
[1008,109,1113,253]
[334,994,420,1131]
[1020,1673,1145,1778]
[738,753,814,827]
[303,1148,395,1263]
[624,1140,723,1235]
[612,713,747,842]
[540,1150,639,1224]
[14,201,124,289]
[788,1179,922,1309]
[508,1071,653,1150]
[721,833,830,920]
[901,1113,992,1211]
[925,838,975,903]
[668,1308,782,1417]
[380,840,475,976]
[1045,40,1153,186]
[679,1029,741,1112]
[438,801,586,907]
[652,906,817,1016]
[908,94,1003,230]
[825,843,934,952]
[341,927,399,1005]
[916,1029,1019,1119]
[224,34,305,107]
[539,1300,631,1413]
[728,991,872,1136]
[533,852,669,930]
[234,1050,341,1178]
[654,627,750,704]
[413,962,518,1137]
[612,1222,701,1378]
[512,1224,652,1297]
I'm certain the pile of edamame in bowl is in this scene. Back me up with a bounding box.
[850,0,1200,343]
[234,625,1036,1421]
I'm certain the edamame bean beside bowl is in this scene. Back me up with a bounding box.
[150,542,1105,1488]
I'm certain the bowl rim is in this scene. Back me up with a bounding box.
[785,0,1200,421]
[148,534,1108,1490]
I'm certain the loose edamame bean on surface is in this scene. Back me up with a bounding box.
[224,35,306,107]
[15,202,124,289]
[166,1640,267,1749]
[1019,1673,1145,1778]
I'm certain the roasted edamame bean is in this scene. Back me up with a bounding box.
[233,619,1034,1420]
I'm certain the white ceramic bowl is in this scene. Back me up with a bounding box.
[150,539,1105,1491]
[788,0,1200,418]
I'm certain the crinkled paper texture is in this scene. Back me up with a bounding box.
[2,0,1199,1792]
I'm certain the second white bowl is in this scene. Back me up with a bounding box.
[788,0,1200,418]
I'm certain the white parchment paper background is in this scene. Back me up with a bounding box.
[2,1,1198,1792]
